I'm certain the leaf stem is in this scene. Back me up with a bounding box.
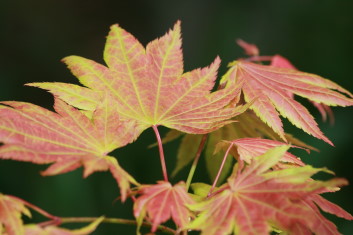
[152,125,169,182]
[186,134,208,191]
[58,217,176,234]
[208,143,233,197]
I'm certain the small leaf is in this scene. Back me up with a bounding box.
[0,194,31,235]
[133,181,195,232]
[24,216,104,235]
[217,138,305,166]
[172,134,202,177]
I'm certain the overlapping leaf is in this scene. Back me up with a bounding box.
[168,110,316,182]
[24,217,103,235]
[271,54,335,124]
[133,181,195,232]
[215,137,305,166]
[224,58,353,145]
[0,97,139,201]
[29,21,245,136]
[188,146,353,235]
[0,194,30,235]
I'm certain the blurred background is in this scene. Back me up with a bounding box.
[1,0,353,234]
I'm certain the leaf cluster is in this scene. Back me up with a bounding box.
[0,22,353,235]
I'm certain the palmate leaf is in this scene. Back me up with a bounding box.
[224,59,353,145]
[169,111,316,183]
[24,217,104,235]
[0,97,140,201]
[215,137,305,166]
[133,181,195,233]
[29,21,245,136]
[0,194,30,235]
[188,146,353,235]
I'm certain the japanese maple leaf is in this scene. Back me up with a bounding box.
[0,97,139,201]
[271,54,335,124]
[28,21,246,135]
[24,217,103,235]
[133,181,195,232]
[188,146,352,235]
[0,194,31,235]
[225,58,353,145]
[215,137,305,166]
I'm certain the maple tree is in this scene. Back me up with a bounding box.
[0,21,352,234]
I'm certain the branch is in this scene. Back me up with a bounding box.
[59,217,176,234]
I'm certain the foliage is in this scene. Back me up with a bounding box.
[0,21,352,234]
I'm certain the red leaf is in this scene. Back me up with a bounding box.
[134,181,195,232]
[0,97,139,201]
[30,21,246,135]
[0,194,30,235]
[188,146,352,235]
[228,60,353,144]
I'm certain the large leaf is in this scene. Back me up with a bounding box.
[0,194,30,235]
[29,21,245,135]
[188,146,353,235]
[133,181,195,232]
[0,97,139,201]
[225,60,353,145]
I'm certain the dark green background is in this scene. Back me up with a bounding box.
[1,0,352,234]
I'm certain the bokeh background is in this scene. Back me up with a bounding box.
[1,0,353,234]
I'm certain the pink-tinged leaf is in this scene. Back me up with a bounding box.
[188,146,352,235]
[230,60,353,144]
[34,21,244,136]
[134,181,195,232]
[24,217,104,235]
[0,97,140,201]
[271,54,336,124]
[236,39,259,56]
[27,82,101,112]
[0,194,31,235]
[216,137,305,166]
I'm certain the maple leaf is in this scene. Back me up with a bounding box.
[271,54,335,124]
[215,137,305,166]
[29,21,246,135]
[133,181,195,232]
[224,58,353,145]
[0,97,139,201]
[24,217,104,235]
[166,111,316,183]
[0,194,31,235]
[188,146,353,235]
